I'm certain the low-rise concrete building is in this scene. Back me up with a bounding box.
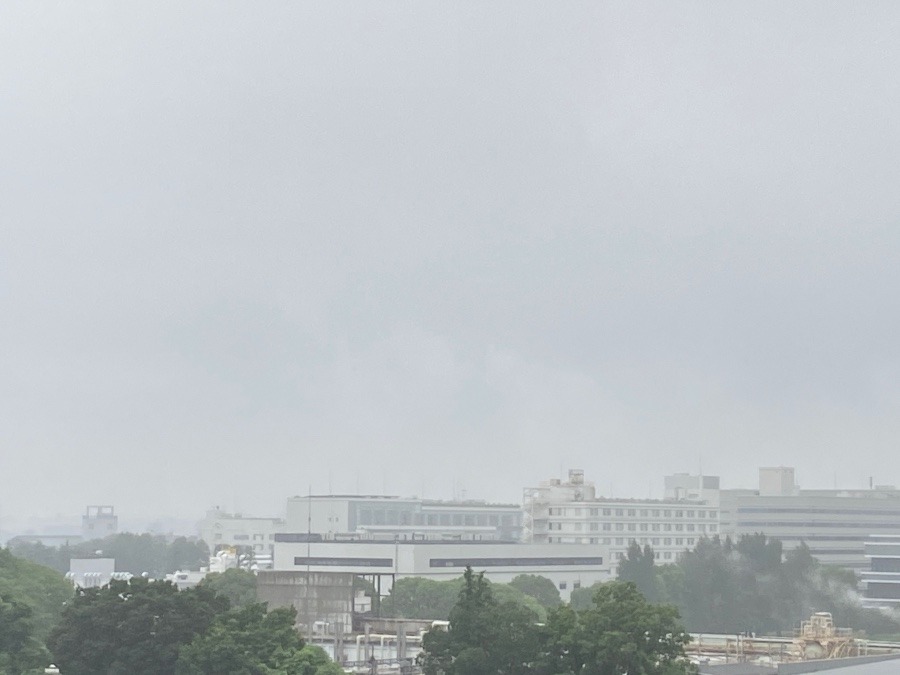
[271,537,611,602]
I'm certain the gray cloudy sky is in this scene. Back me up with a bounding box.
[3,2,900,529]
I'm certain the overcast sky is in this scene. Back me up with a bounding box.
[3,2,900,530]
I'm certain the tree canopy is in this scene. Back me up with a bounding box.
[508,574,561,609]
[47,577,228,675]
[175,603,315,675]
[0,547,73,673]
[419,568,542,675]
[613,534,900,638]
[198,568,258,609]
[10,534,209,577]
[418,569,696,675]
[386,575,546,622]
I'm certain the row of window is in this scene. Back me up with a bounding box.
[546,507,716,519]
[546,536,698,548]
[214,533,275,541]
[547,522,716,533]
[357,510,517,527]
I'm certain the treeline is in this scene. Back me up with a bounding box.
[1,559,340,675]
[418,568,695,675]
[9,533,209,577]
[0,549,74,673]
[611,535,900,637]
[47,578,343,675]
[380,573,561,622]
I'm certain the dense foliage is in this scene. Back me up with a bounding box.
[385,575,547,621]
[47,578,228,675]
[10,533,209,577]
[0,548,73,673]
[176,603,342,675]
[198,568,258,608]
[615,535,900,637]
[508,574,561,609]
[419,568,696,675]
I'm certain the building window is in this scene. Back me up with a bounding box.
[590,523,598,531]
[675,524,683,532]
[573,581,581,589]
[664,510,671,517]
[652,510,660,517]
[627,509,636,517]
[675,510,683,518]
[664,538,672,545]
[603,509,612,516]
[651,524,660,532]
[559,582,567,590]
[615,509,624,517]
[640,509,648,517]
[686,510,695,518]
[664,552,672,560]
[651,538,660,545]
[687,524,695,532]
[615,523,624,531]
[709,525,717,532]
[602,523,611,531]
[675,538,684,545]
[627,524,636,532]
[663,524,672,532]
[615,538,624,545]
[639,524,648,532]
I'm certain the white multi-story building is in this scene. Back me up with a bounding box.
[199,508,286,556]
[524,470,719,570]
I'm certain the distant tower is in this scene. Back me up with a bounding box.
[82,505,118,541]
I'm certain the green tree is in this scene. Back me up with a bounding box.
[0,594,49,675]
[11,534,209,578]
[419,568,541,675]
[388,575,545,621]
[176,603,305,674]
[0,548,73,644]
[48,577,228,675]
[538,581,696,675]
[272,645,345,675]
[508,574,561,609]
[617,542,660,603]
[199,568,257,608]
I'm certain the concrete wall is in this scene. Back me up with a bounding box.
[256,570,354,634]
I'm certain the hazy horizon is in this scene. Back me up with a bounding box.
[4,2,900,527]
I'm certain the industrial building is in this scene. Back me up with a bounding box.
[270,537,611,602]
[81,505,118,540]
[285,495,523,542]
[524,470,719,570]
[199,495,523,557]
[718,467,900,570]
[859,535,900,608]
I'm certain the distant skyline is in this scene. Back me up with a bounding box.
[3,2,900,524]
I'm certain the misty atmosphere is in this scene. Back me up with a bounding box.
[3,2,900,674]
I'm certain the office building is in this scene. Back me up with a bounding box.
[719,468,900,570]
[524,470,719,570]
